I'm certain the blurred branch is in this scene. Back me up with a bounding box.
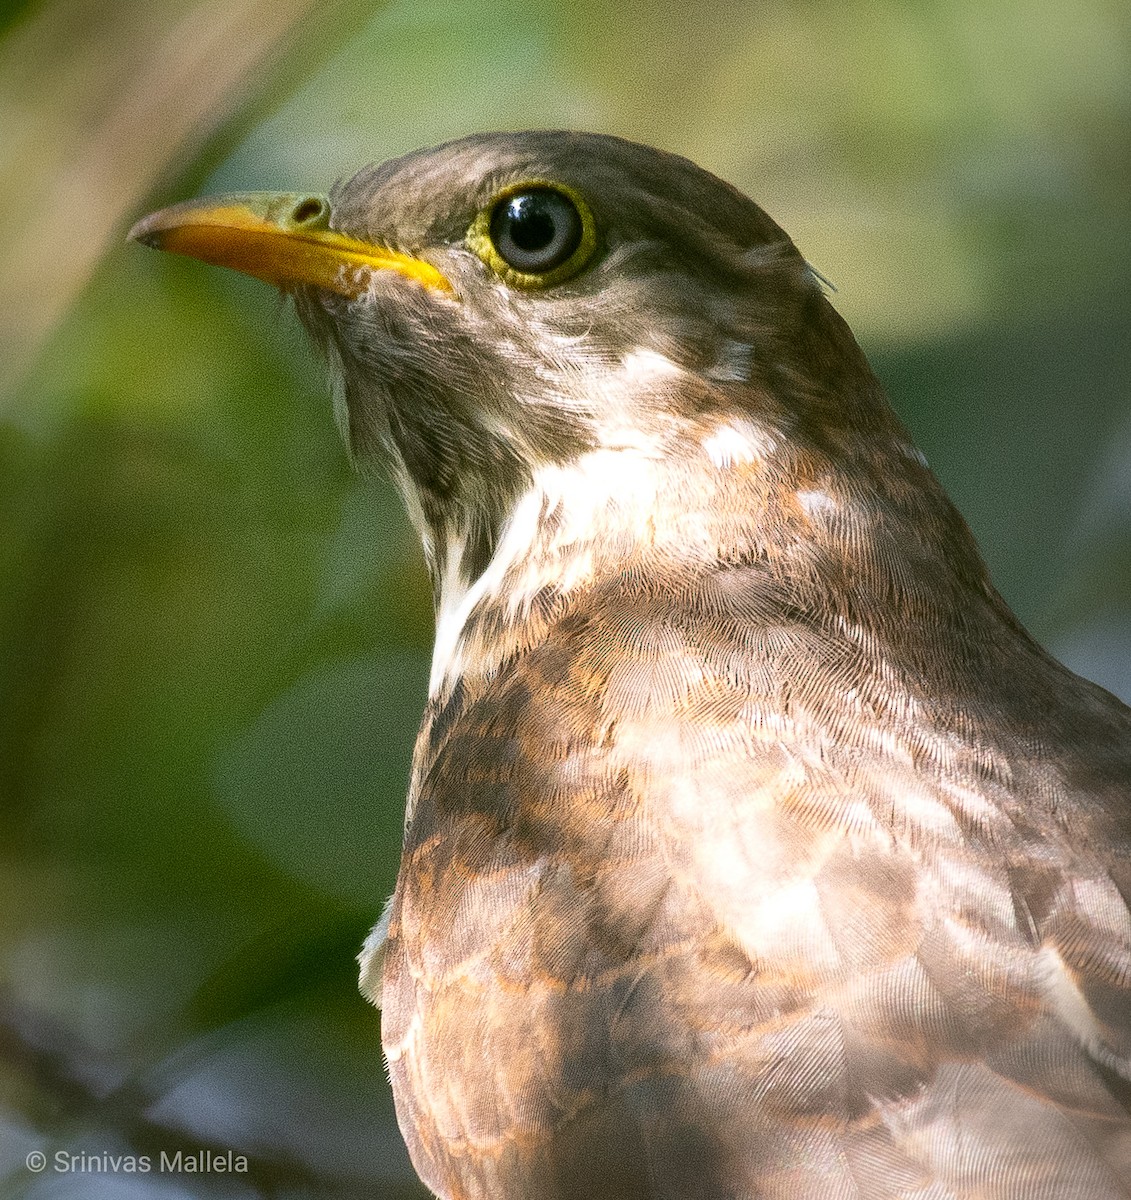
[0,0,372,402]
[0,992,427,1198]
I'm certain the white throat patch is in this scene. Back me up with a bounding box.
[428,441,666,696]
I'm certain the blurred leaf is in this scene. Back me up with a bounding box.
[214,653,427,907]
[186,909,371,1030]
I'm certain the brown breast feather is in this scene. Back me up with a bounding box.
[379,561,1131,1200]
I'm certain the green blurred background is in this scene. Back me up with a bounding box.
[1,0,1128,1195]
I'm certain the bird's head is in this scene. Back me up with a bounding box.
[132,131,992,691]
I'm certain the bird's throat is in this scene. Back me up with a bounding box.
[425,442,678,697]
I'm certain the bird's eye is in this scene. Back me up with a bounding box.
[490,189,582,273]
[467,182,597,287]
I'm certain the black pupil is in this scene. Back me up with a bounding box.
[490,188,582,273]
[510,194,557,250]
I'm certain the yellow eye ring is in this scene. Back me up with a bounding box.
[466,180,597,288]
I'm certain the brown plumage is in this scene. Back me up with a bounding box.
[133,131,1131,1199]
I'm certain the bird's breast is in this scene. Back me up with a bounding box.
[377,571,1131,1200]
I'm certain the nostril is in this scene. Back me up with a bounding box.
[291,197,327,225]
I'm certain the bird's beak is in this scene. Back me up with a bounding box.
[128,192,452,298]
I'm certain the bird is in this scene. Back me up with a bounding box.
[131,131,1131,1200]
